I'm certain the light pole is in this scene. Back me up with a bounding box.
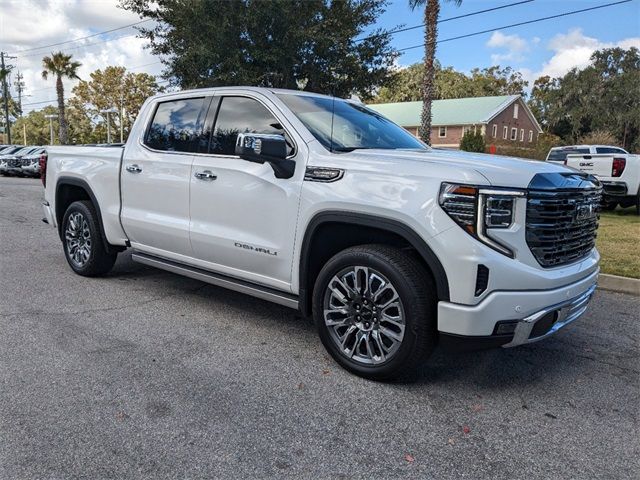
[45,114,58,145]
[100,107,118,144]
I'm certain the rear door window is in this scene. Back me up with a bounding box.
[595,147,627,154]
[144,97,206,152]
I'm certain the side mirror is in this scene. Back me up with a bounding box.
[235,133,295,179]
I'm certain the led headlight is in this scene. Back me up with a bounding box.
[439,183,524,257]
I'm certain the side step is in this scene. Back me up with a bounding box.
[131,252,299,310]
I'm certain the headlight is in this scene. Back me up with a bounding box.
[439,183,525,257]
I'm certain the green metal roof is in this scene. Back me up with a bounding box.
[368,95,519,127]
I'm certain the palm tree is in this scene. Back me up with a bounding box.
[42,52,81,144]
[409,0,461,145]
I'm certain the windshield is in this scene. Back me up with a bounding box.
[277,93,426,152]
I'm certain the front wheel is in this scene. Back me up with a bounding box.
[312,245,437,381]
[62,200,117,276]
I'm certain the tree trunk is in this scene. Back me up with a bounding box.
[56,75,68,144]
[419,0,440,145]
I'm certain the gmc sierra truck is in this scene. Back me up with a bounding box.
[42,87,602,380]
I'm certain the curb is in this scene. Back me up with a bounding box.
[598,274,640,296]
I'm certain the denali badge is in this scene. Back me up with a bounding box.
[576,203,596,221]
[234,242,277,256]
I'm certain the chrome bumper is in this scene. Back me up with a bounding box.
[503,284,597,348]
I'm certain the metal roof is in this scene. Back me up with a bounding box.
[368,95,520,127]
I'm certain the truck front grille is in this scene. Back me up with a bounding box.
[526,189,601,267]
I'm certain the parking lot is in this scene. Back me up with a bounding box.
[1,177,638,479]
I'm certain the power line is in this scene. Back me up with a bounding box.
[9,19,151,54]
[355,0,534,43]
[398,0,633,52]
[18,32,140,58]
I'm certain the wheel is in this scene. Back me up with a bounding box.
[600,201,617,211]
[312,245,437,381]
[62,200,117,276]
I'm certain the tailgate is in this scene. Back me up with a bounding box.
[566,154,612,177]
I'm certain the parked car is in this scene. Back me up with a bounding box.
[42,87,601,380]
[0,146,27,175]
[20,147,47,177]
[0,146,42,176]
[546,145,629,164]
[547,145,639,214]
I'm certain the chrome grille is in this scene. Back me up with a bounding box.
[526,189,601,267]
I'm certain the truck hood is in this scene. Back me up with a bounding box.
[341,148,569,188]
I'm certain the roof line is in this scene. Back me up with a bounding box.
[484,95,543,133]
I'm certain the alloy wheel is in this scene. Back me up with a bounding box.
[65,212,92,267]
[323,266,406,365]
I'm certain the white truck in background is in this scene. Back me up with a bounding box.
[41,87,602,380]
[547,145,640,214]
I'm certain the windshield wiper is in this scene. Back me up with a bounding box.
[331,147,376,153]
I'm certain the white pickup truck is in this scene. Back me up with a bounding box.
[547,145,639,213]
[41,87,602,380]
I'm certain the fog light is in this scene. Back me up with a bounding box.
[495,321,518,335]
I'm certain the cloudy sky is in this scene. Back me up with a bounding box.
[1,0,639,114]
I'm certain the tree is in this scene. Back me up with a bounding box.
[459,130,485,153]
[372,63,528,103]
[42,52,81,144]
[68,66,161,143]
[409,0,461,144]
[120,0,397,99]
[11,105,59,145]
[533,47,639,151]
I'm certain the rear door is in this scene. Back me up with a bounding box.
[188,94,305,291]
[120,96,210,258]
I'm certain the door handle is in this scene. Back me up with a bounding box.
[126,164,142,173]
[194,170,217,181]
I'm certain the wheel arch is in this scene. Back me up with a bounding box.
[55,177,121,254]
[298,211,450,317]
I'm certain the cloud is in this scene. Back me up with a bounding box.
[486,31,530,64]
[537,28,640,79]
[0,0,162,114]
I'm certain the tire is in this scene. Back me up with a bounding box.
[312,245,437,381]
[61,200,117,276]
[600,201,617,211]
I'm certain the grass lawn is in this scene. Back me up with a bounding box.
[597,207,640,278]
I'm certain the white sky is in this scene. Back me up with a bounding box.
[0,0,164,114]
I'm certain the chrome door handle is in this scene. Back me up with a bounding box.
[126,164,142,173]
[194,170,217,181]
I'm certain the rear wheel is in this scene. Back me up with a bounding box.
[62,200,117,276]
[312,245,437,381]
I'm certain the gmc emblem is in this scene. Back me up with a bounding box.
[576,203,596,221]
[579,162,594,167]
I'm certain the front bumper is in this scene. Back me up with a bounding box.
[437,268,598,342]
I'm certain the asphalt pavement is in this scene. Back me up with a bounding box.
[1,177,638,479]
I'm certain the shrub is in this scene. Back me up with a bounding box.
[578,130,619,147]
[460,130,485,153]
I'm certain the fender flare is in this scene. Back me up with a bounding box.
[298,211,450,315]
[55,176,117,254]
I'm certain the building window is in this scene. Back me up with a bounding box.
[510,127,517,141]
[492,124,497,138]
[528,130,533,142]
[503,126,508,140]
[513,103,519,119]
[438,126,447,138]
[520,129,524,142]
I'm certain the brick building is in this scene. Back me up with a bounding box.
[368,95,542,149]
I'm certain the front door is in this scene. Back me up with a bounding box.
[121,96,209,258]
[189,95,305,292]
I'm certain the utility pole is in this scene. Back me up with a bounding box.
[0,52,15,144]
[100,107,118,144]
[45,114,58,145]
[15,71,24,116]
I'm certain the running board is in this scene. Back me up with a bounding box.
[131,252,299,310]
